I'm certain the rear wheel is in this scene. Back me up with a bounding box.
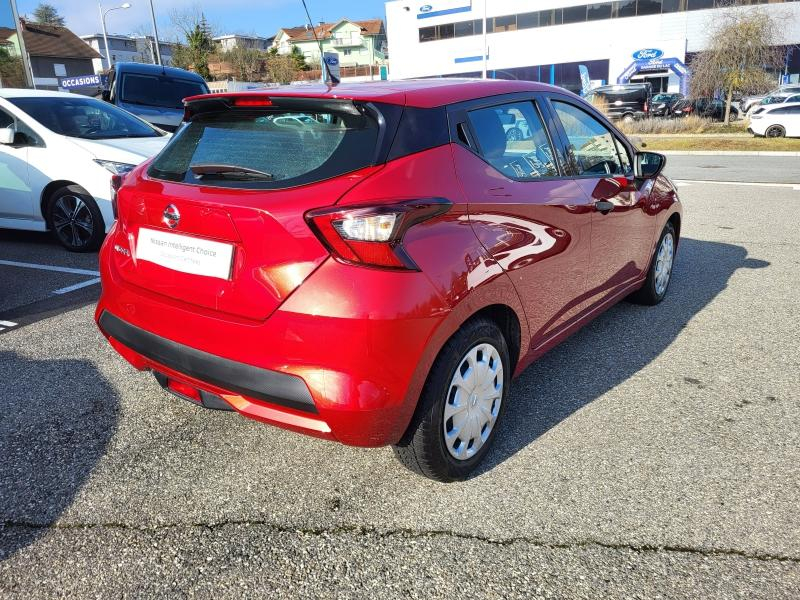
[766,125,786,138]
[46,186,105,252]
[393,318,510,482]
[628,222,676,306]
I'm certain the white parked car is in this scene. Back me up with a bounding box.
[0,89,170,251]
[748,102,800,138]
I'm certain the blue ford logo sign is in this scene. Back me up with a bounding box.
[420,4,432,13]
[633,48,664,60]
[324,55,339,66]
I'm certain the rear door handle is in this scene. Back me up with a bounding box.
[594,200,614,215]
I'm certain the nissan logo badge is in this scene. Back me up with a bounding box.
[162,204,180,229]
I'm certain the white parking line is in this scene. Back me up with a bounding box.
[0,259,100,277]
[0,320,18,332]
[673,179,800,190]
[51,278,102,295]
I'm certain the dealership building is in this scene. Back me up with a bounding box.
[385,0,800,94]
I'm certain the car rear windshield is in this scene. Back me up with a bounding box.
[120,73,208,109]
[148,107,379,189]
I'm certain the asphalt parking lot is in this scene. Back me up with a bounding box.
[1,156,798,598]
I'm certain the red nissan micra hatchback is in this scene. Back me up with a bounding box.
[96,79,681,481]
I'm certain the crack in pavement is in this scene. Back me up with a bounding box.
[2,519,798,564]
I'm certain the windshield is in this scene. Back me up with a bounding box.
[762,96,787,105]
[120,73,209,110]
[652,94,674,102]
[9,96,161,139]
[148,107,379,189]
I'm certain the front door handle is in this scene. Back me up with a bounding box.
[594,200,614,215]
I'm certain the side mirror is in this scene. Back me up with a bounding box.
[0,127,15,145]
[101,89,111,102]
[636,151,666,179]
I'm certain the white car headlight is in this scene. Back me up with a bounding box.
[94,159,136,175]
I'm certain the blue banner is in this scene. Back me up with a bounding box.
[58,74,105,89]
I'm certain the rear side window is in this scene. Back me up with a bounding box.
[467,101,558,180]
[121,74,208,109]
[149,108,379,189]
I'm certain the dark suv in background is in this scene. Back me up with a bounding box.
[584,83,652,122]
[671,98,739,121]
[102,63,209,132]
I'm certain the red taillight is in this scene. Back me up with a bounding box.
[305,199,451,270]
[644,101,648,113]
[110,174,124,220]
[232,97,273,107]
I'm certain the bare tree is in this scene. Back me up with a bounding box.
[266,54,297,85]
[224,46,265,81]
[689,5,787,124]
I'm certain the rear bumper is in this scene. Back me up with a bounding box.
[98,311,317,413]
[95,232,451,447]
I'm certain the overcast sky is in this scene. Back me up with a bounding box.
[15,0,387,39]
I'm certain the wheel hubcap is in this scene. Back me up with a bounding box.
[443,343,503,461]
[52,195,93,248]
[654,232,674,296]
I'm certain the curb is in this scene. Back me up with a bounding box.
[657,150,800,157]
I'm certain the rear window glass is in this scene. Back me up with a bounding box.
[148,108,379,189]
[121,74,208,109]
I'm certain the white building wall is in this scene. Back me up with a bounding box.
[385,0,800,88]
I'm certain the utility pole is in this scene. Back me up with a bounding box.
[481,0,488,79]
[148,0,162,65]
[9,0,34,88]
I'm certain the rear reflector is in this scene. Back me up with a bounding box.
[167,379,201,402]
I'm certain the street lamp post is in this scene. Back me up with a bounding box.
[98,2,131,70]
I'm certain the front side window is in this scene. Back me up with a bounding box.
[467,101,558,180]
[552,101,628,176]
[8,96,160,140]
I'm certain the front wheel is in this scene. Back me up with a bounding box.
[393,318,510,482]
[46,186,105,252]
[628,222,676,306]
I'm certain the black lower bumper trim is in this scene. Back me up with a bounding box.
[99,310,318,413]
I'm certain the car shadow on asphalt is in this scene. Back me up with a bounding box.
[0,352,119,560]
[476,237,769,477]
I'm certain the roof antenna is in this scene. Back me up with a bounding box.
[299,0,336,85]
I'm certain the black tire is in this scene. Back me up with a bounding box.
[766,125,786,138]
[506,127,522,142]
[46,185,105,252]
[393,318,510,482]
[628,221,677,306]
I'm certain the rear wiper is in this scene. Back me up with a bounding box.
[189,164,274,180]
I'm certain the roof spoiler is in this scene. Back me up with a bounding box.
[183,95,362,122]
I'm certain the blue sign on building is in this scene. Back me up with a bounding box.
[58,74,104,90]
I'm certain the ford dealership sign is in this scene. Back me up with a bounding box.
[420,4,432,12]
[633,48,664,61]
